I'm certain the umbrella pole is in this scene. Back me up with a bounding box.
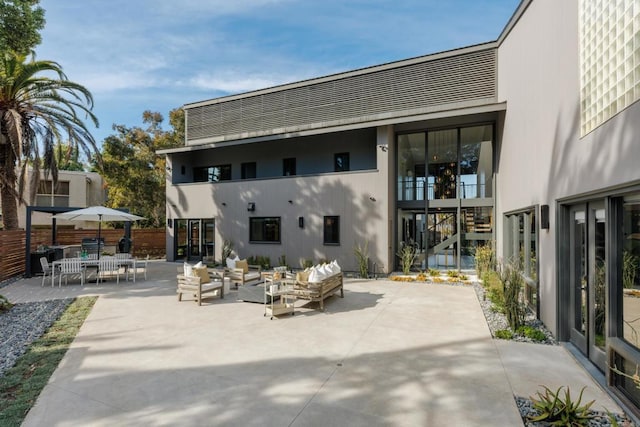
[97,215,102,260]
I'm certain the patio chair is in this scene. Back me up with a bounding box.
[97,256,120,284]
[40,257,57,287]
[115,253,134,280]
[58,258,86,287]
[177,267,224,306]
[137,254,149,280]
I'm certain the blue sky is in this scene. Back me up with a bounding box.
[36,0,520,145]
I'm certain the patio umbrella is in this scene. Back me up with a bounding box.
[53,206,144,258]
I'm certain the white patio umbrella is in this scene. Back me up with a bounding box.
[53,206,144,258]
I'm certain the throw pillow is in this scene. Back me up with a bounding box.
[236,259,249,273]
[226,257,236,269]
[296,270,311,282]
[184,262,193,277]
[193,266,210,283]
[308,266,323,283]
[331,260,341,272]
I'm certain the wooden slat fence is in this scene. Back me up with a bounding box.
[0,228,166,282]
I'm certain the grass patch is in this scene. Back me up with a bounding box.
[0,297,97,426]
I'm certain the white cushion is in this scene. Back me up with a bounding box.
[184,262,194,277]
[331,260,341,273]
[318,264,332,278]
[308,267,322,283]
[194,261,204,268]
[226,257,236,269]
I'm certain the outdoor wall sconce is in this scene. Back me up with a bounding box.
[369,196,377,202]
[288,200,293,204]
[247,202,255,212]
[167,218,172,228]
[541,204,550,229]
[379,145,388,152]
[221,202,227,206]
[298,217,304,228]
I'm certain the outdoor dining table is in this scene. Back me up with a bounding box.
[50,256,138,287]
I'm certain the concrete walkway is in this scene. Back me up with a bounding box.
[1,261,625,426]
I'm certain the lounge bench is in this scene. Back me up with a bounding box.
[286,272,344,311]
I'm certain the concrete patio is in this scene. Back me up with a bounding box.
[1,261,627,426]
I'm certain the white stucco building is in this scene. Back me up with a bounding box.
[161,0,640,414]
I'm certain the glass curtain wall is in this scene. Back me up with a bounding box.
[396,123,494,271]
[428,129,457,200]
[397,133,426,201]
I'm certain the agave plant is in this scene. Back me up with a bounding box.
[528,385,595,426]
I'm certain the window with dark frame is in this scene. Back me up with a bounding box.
[323,216,340,245]
[283,158,296,176]
[193,165,231,182]
[241,162,256,179]
[249,217,281,243]
[334,152,350,172]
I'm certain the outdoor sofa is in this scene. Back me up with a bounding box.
[286,262,344,311]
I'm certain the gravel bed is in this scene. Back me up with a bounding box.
[0,298,73,377]
[516,396,634,426]
[472,281,557,345]
[469,281,636,426]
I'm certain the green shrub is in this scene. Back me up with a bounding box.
[299,258,314,269]
[495,329,513,340]
[397,243,417,275]
[482,270,505,313]
[248,255,271,270]
[446,270,459,278]
[354,241,370,278]
[277,254,287,267]
[528,386,594,426]
[428,268,440,276]
[0,295,13,313]
[475,244,495,277]
[517,325,547,342]
[501,263,526,331]
[222,240,234,261]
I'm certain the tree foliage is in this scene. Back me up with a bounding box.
[0,0,45,56]
[52,142,84,171]
[0,54,98,230]
[96,108,183,228]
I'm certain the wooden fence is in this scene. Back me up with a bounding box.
[0,228,166,282]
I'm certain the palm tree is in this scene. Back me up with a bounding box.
[0,53,99,230]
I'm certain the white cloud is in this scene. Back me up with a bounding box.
[188,72,293,94]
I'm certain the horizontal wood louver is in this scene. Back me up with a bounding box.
[186,48,496,142]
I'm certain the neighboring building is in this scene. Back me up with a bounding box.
[10,169,106,229]
[161,0,640,415]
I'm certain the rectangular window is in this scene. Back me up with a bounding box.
[249,217,281,243]
[334,152,350,172]
[241,162,256,179]
[193,165,231,182]
[505,209,538,311]
[324,216,340,245]
[36,180,70,207]
[283,158,296,176]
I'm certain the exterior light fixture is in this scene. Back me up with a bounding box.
[247,202,255,212]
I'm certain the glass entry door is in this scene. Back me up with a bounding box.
[399,211,427,270]
[427,210,458,269]
[174,218,215,262]
[569,203,606,370]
